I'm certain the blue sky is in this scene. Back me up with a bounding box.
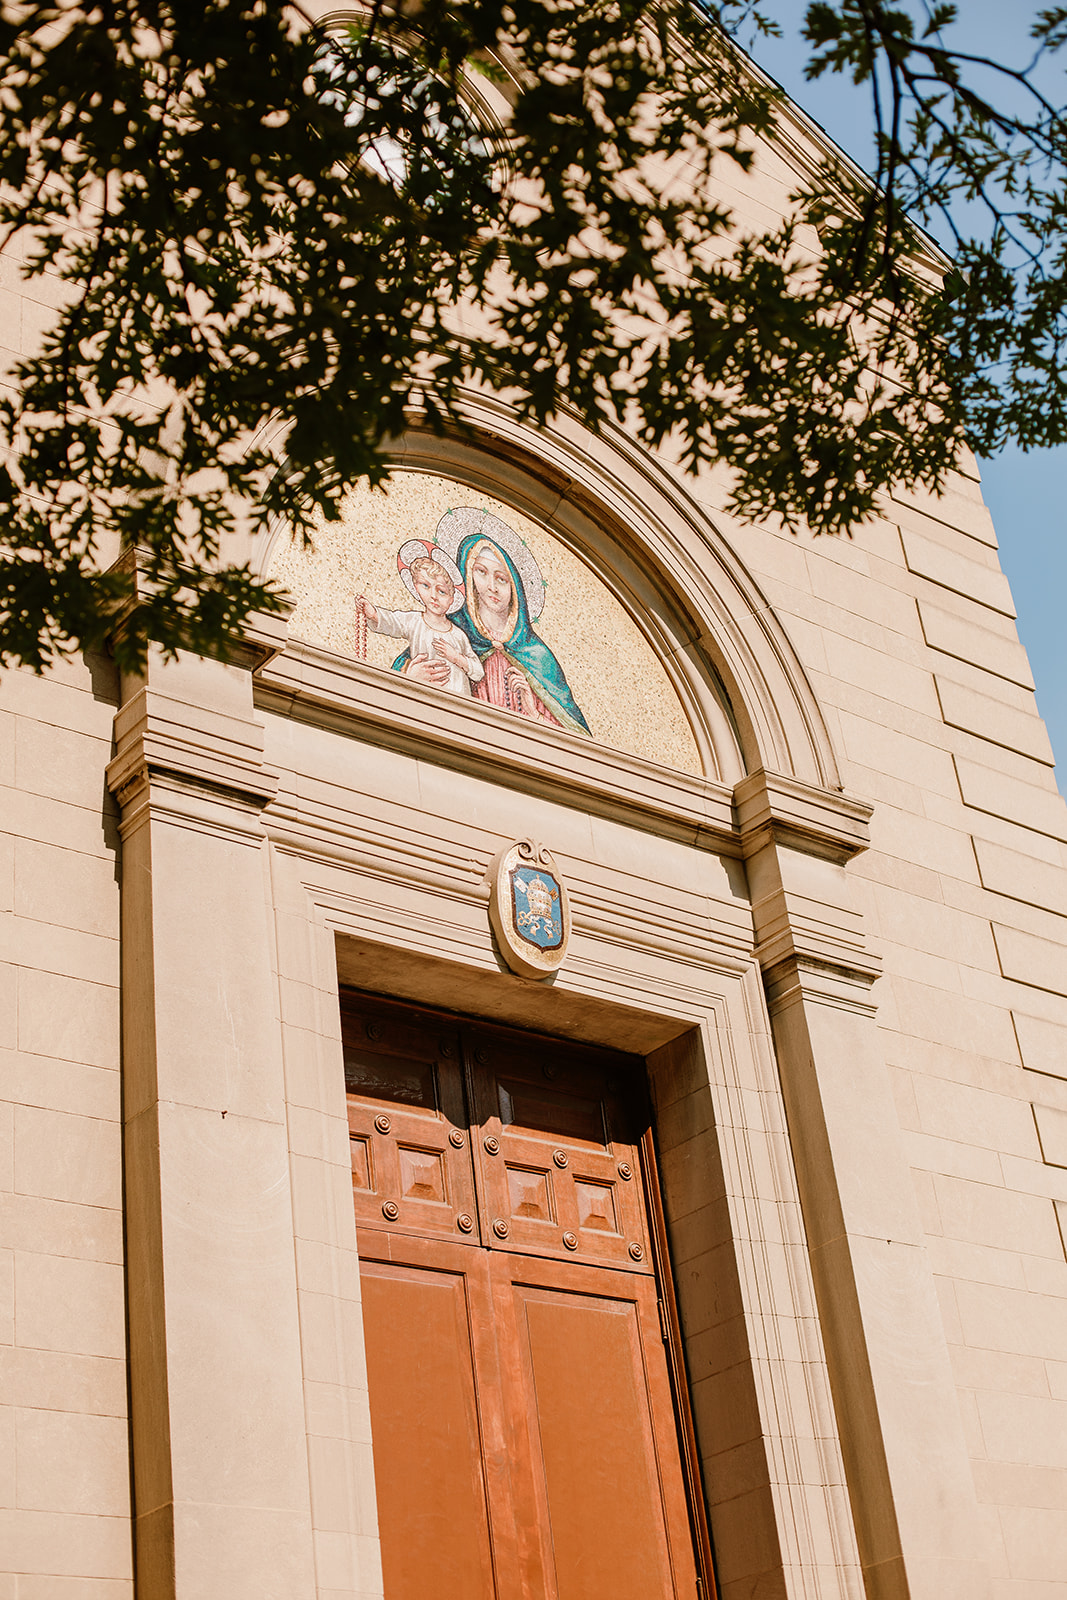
[749,3,1067,793]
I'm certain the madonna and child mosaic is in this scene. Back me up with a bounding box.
[266,472,701,774]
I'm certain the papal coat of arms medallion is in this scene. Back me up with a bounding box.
[487,839,571,980]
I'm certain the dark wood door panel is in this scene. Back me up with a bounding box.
[359,1257,498,1600]
[343,990,713,1600]
[491,1253,700,1600]
[465,1020,652,1271]
[358,1231,549,1600]
[342,993,478,1242]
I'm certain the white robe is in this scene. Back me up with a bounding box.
[370,608,485,697]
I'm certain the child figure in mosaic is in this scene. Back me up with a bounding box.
[355,540,485,697]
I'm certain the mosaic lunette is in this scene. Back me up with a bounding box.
[267,472,702,774]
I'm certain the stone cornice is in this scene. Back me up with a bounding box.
[104,548,290,819]
[254,637,742,853]
[753,913,883,997]
[106,683,280,821]
[104,543,294,674]
[736,771,880,991]
[254,640,877,887]
[734,768,874,865]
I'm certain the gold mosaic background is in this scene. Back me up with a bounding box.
[266,471,702,775]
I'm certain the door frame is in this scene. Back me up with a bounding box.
[341,988,718,1599]
[264,840,864,1600]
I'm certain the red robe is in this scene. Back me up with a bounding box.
[474,647,562,726]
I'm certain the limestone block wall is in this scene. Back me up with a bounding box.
[0,653,132,1597]
[0,52,1066,1600]
[668,107,1067,1591]
[692,461,1067,1596]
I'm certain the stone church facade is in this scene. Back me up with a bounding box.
[3,46,1067,1600]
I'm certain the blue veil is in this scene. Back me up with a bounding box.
[451,533,590,736]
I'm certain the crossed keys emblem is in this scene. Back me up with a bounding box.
[515,873,559,936]
[489,840,570,978]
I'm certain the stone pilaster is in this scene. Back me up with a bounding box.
[107,611,318,1600]
[736,769,990,1600]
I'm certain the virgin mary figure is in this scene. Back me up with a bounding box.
[435,508,591,736]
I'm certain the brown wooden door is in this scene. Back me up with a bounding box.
[341,990,714,1600]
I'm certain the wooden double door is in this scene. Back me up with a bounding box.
[341,990,714,1600]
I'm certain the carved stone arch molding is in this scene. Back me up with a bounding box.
[256,389,843,795]
[398,395,843,789]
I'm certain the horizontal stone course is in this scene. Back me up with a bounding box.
[901,528,1015,614]
[994,925,1067,996]
[956,757,1067,842]
[936,679,1055,767]
[1033,1104,1067,1169]
[892,487,999,548]
[1014,1013,1067,1081]
[974,839,1067,917]
[920,602,1034,690]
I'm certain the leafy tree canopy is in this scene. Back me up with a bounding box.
[1,0,1066,669]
